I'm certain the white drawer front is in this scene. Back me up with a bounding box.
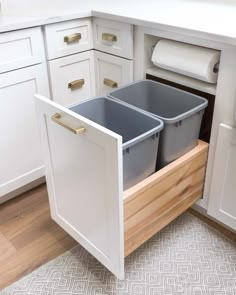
[35,94,124,279]
[94,51,133,96]
[45,19,93,60]
[0,27,45,73]
[93,18,133,59]
[49,51,95,106]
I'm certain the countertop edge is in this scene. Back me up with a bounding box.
[1,8,236,46]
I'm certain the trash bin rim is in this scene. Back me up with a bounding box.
[69,95,164,149]
[108,79,208,124]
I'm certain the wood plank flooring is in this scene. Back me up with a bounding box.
[0,184,235,290]
[0,184,77,290]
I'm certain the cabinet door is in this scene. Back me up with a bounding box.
[207,123,236,230]
[0,64,50,197]
[94,51,133,96]
[35,94,124,279]
[49,51,95,106]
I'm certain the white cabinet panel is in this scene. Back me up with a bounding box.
[208,123,236,230]
[0,64,50,197]
[0,27,45,73]
[93,18,133,59]
[35,94,124,279]
[49,51,95,106]
[45,18,93,60]
[94,51,133,96]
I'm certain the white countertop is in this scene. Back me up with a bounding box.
[1,0,236,45]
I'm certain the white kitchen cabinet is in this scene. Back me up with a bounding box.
[35,94,208,279]
[92,18,133,59]
[49,51,95,106]
[44,18,93,60]
[0,27,45,74]
[207,123,236,230]
[94,51,133,96]
[0,64,50,197]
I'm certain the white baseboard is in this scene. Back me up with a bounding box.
[0,177,46,204]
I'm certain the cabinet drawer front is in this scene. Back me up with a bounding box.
[93,18,133,59]
[124,140,209,257]
[45,19,93,59]
[49,51,95,106]
[94,51,133,96]
[35,94,124,279]
[0,27,45,73]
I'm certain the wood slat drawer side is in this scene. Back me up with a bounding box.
[123,140,209,257]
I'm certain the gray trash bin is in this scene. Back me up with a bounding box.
[70,96,163,190]
[108,80,208,168]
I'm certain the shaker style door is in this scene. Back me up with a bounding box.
[0,64,49,197]
[208,123,236,230]
[35,94,124,279]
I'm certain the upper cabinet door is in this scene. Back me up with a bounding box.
[35,95,124,279]
[208,123,236,230]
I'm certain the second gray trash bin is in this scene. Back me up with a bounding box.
[70,96,163,190]
[108,80,208,168]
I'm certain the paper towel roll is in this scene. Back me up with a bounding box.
[151,39,220,84]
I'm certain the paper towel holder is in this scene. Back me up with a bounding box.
[151,44,219,75]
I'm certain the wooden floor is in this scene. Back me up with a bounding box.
[0,184,77,290]
[0,184,236,290]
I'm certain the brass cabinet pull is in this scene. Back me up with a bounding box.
[64,33,81,43]
[68,79,85,90]
[51,113,86,134]
[102,33,117,42]
[103,78,118,88]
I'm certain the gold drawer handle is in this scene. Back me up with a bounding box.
[64,33,81,43]
[102,33,117,42]
[103,78,118,88]
[51,113,86,135]
[68,79,85,90]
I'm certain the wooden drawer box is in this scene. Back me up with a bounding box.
[48,51,95,106]
[124,140,208,256]
[45,18,93,60]
[35,95,208,279]
[92,17,133,59]
[0,27,45,73]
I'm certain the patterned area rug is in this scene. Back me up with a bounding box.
[2,212,236,295]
